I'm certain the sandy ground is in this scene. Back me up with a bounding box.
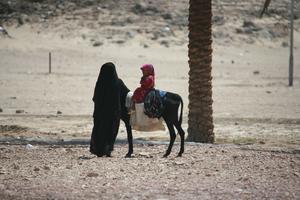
[0,25,299,146]
[0,0,300,199]
[0,144,300,200]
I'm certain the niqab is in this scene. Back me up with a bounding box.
[93,62,120,118]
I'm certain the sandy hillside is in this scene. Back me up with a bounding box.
[1,0,300,146]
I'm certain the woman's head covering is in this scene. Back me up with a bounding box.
[93,62,120,116]
[141,64,154,76]
[97,62,118,84]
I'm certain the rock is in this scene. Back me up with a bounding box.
[78,155,92,160]
[243,20,262,32]
[43,166,50,170]
[0,26,9,37]
[126,31,135,39]
[281,41,288,47]
[87,172,99,177]
[57,4,65,10]
[138,152,152,158]
[57,110,62,115]
[293,172,300,177]
[10,97,17,99]
[235,188,243,192]
[161,13,172,20]
[26,144,37,150]
[151,33,159,40]
[114,40,125,44]
[160,40,169,48]
[93,41,103,47]
[16,110,24,114]
[81,0,94,7]
[258,30,274,39]
[253,70,260,75]
[245,38,255,44]
[212,15,225,26]
[12,163,20,170]
[131,2,148,14]
[66,165,72,169]
[126,17,134,23]
[213,31,226,39]
[174,161,185,166]
[236,20,262,36]
[111,20,125,26]
[17,17,24,26]
[0,108,3,112]
[243,20,256,28]
[33,167,40,172]
[131,2,159,15]
[243,28,253,34]
[235,28,244,34]
[266,91,272,94]
[161,27,173,36]
[143,44,149,48]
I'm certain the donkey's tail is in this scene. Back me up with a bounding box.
[179,96,183,125]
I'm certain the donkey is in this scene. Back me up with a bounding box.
[119,80,185,158]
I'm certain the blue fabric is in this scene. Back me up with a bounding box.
[158,90,167,98]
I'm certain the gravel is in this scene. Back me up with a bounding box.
[0,144,299,199]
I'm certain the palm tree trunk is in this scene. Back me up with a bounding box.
[260,0,271,18]
[187,0,214,143]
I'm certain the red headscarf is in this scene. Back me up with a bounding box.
[141,64,155,76]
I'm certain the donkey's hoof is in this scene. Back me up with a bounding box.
[176,153,182,157]
[125,153,133,158]
[163,154,169,158]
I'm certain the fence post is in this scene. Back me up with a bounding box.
[49,52,52,74]
[289,0,294,86]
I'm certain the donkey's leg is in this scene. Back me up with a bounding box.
[174,122,185,157]
[125,120,133,158]
[121,113,134,158]
[163,120,176,157]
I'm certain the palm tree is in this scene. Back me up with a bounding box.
[260,0,271,17]
[187,0,214,143]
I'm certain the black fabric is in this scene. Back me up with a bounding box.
[90,62,125,156]
[144,89,164,118]
[92,62,120,118]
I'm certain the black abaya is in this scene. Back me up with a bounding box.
[90,62,122,157]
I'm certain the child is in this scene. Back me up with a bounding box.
[132,64,155,103]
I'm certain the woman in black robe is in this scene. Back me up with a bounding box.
[90,62,125,157]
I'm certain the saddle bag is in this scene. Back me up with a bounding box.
[144,89,164,118]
